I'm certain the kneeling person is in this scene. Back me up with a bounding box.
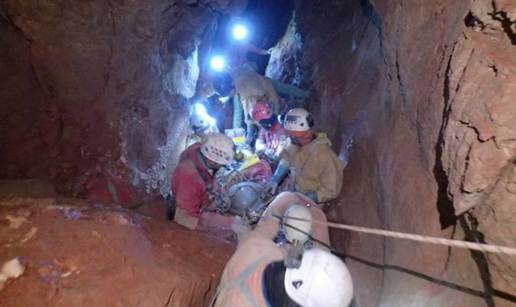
[266,108,343,206]
[170,133,242,233]
[252,101,289,166]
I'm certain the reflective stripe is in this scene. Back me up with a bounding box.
[211,256,269,307]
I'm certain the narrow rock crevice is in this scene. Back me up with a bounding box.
[491,11,516,45]
[1,0,516,306]
[459,213,495,307]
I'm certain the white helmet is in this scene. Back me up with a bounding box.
[191,114,209,131]
[285,249,353,307]
[191,103,215,132]
[200,133,235,165]
[283,108,313,132]
[283,204,313,244]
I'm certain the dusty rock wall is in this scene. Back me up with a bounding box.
[268,0,516,306]
[0,0,231,201]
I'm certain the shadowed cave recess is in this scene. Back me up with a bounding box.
[0,0,515,306]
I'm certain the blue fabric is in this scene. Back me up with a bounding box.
[272,162,289,184]
[304,191,318,203]
[233,95,244,129]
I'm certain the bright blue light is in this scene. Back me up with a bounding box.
[232,24,249,41]
[210,55,227,72]
[193,103,216,127]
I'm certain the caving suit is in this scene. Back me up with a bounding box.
[230,65,281,126]
[212,192,330,307]
[170,143,234,231]
[281,133,343,204]
[256,121,289,160]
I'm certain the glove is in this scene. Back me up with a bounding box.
[265,181,279,196]
[271,162,289,183]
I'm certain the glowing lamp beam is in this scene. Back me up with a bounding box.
[193,103,217,127]
[232,24,249,41]
[210,55,227,72]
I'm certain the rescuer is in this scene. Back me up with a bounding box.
[230,63,281,144]
[265,108,344,206]
[211,192,353,307]
[170,133,246,235]
[251,101,289,169]
[186,103,219,147]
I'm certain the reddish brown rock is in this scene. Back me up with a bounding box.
[1,0,516,305]
[0,0,220,202]
[269,0,516,306]
[0,196,234,307]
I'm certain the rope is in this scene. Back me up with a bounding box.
[272,214,516,256]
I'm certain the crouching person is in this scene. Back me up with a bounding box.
[170,133,245,236]
[211,192,353,307]
[266,108,344,209]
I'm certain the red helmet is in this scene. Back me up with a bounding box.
[252,102,273,122]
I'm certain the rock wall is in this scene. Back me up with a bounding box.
[268,0,516,306]
[0,0,234,202]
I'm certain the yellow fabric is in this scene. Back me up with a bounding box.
[213,192,330,307]
[282,133,343,202]
[238,149,261,171]
[230,66,280,122]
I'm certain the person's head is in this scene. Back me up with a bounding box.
[282,108,315,146]
[252,101,277,130]
[191,113,210,136]
[200,133,235,170]
[190,102,216,136]
[263,249,354,307]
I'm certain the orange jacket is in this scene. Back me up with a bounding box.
[212,192,330,307]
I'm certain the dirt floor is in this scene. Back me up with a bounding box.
[0,181,234,307]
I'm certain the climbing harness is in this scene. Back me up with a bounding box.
[272,214,516,256]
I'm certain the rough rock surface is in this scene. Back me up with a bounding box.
[268,0,516,306]
[0,0,231,201]
[1,0,516,305]
[0,194,233,306]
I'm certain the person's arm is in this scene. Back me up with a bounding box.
[245,43,270,56]
[262,78,281,114]
[264,160,289,195]
[314,147,344,202]
[250,192,324,242]
[173,167,208,229]
[246,193,294,240]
